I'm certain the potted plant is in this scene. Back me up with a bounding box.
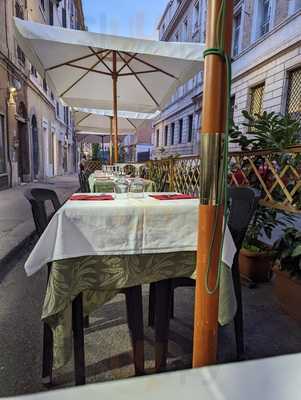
[239,205,288,283]
[272,228,301,321]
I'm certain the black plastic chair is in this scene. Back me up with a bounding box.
[24,188,145,385]
[78,171,90,193]
[124,164,136,177]
[148,186,259,369]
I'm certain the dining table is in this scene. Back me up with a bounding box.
[2,353,299,400]
[88,172,156,194]
[24,193,237,369]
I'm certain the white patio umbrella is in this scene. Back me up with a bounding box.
[74,108,158,134]
[74,107,157,163]
[76,131,133,143]
[14,18,205,161]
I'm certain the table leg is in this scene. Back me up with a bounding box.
[72,293,86,385]
[148,283,156,327]
[232,253,245,360]
[155,279,172,372]
[125,286,145,376]
[42,322,53,386]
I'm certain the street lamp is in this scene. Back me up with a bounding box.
[8,87,17,105]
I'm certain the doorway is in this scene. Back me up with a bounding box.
[17,102,29,182]
[31,115,39,179]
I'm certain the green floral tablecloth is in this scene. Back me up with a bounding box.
[43,252,236,369]
[88,173,156,193]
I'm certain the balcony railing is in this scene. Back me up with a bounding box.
[146,146,301,213]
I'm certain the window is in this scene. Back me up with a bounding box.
[261,0,271,35]
[286,68,301,122]
[183,19,188,41]
[230,95,236,122]
[49,0,54,25]
[31,65,37,77]
[233,11,241,57]
[15,1,24,18]
[178,119,183,143]
[164,125,169,146]
[171,123,175,145]
[156,129,160,147]
[56,101,60,117]
[62,7,67,27]
[17,45,25,66]
[193,1,200,31]
[43,78,48,93]
[252,0,273,41]
[64,106,69,125]
[250,83,265,116]
[0,115,6,174]
[188,114,193,143]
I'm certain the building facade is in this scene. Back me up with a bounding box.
[121,121,153,162]
[152,0,301,159]
[0,0,85,189]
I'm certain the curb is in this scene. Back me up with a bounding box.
[0,232,37,283]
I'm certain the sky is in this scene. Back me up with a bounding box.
[82,0,168,39]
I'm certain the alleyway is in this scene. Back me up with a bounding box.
[1,240,301,397]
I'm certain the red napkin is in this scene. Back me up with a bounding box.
[70,194,114,201]
[149,194,196,200]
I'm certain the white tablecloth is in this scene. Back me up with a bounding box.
[3,354,300,399]
[25,193,236,276]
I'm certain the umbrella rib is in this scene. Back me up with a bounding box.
[45,49,108,72]
[119,70,158,76]
[60,59,103,97]
[89,47,113,74]
[117,53,138,74]
[126,118,138,129]
[123,51,178,80]
[59,49,112,97]
[117,51,160,108]
[67,63,112,76]
[77,113,93,125]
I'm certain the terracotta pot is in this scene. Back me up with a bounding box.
[239,248,273,283]
[273,267,301,322]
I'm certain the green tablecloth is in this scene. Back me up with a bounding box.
[43,253,236,369]
[88,173,156,193]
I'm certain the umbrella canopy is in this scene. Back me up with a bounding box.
[14,18,205,113]
[14,18,204,161]
[76,132,123,144]
[74,108,158,134]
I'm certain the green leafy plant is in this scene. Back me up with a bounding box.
[92,143,100,160]
[243,205,294,253]
[230,110,301,151]
[272,228,301,279]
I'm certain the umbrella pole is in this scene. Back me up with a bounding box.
[192,0,233,368]
[112,51,118,163]
[109,116,113,165]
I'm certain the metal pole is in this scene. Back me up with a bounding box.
[112,51,118,163]
[109,116,113,165]
[192,0,233,368]
[101,135,104,162]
